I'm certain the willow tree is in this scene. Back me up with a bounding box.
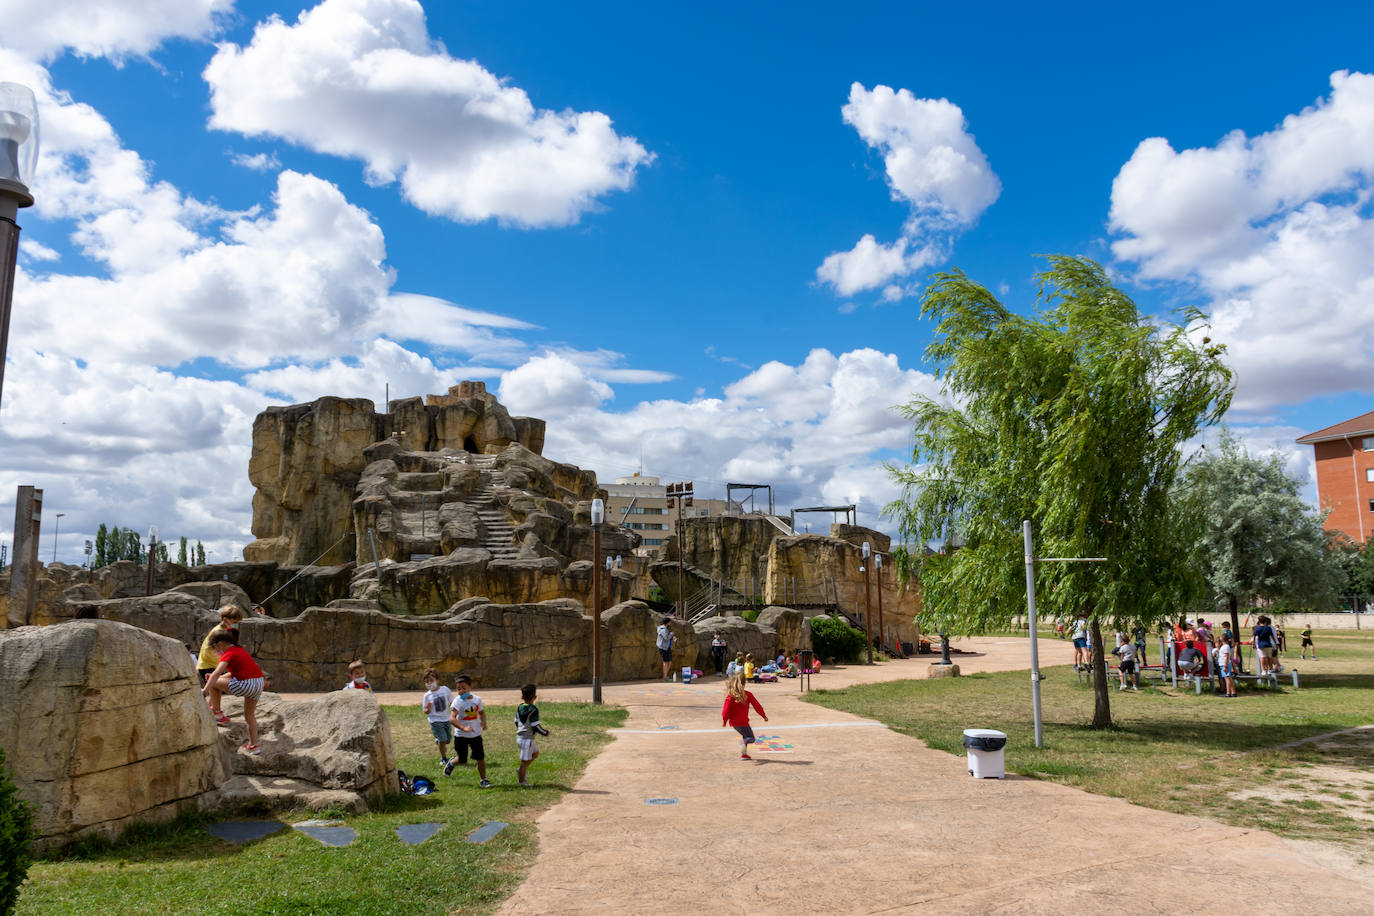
[886,256,1233,728]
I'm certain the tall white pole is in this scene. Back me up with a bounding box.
[1023,520,1044,748]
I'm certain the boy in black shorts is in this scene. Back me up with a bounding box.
[444,674,491,787]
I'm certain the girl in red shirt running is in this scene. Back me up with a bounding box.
[203,630,266,754]
[721,672,768,759]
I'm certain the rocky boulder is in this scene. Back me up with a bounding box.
[244,396,382,566]
[693,615,779,668]
[601,601,699,678]
[168,580,253,614]
[754,606,812,654]
[0,621,230,851]
[96,592,221,652]
[216,691,398,813]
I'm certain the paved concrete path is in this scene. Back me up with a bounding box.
[492,638,1372,915]
[288,637,1373,913]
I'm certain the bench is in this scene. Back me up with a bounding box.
[1077,663,1300,692]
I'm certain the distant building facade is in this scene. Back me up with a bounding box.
[601,474,738,554]
[1297,409,1374,545]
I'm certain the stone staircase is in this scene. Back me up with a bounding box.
[470,466,519,560]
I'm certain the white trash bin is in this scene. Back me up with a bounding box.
[963,728,1007,778]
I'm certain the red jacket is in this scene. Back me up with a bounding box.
[722,691,767,726]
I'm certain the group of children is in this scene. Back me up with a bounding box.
[422,671,549,788]
[197,605,266,755]
[723,651,818,682]
[1102,616,1317,698]
[195,602,779,772]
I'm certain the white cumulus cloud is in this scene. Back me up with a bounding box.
[508,347,942,533]
[818,83,1000,299]
[1110,70,1374,410]
[0,0,231,63]
[203,0,652,227]
[231,151,282,172]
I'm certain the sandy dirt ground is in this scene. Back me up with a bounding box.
[290,636,1374,913]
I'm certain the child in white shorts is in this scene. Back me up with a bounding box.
[514,683,550,787]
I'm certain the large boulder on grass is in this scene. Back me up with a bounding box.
[215,691,398,813]
[0,621,230,852]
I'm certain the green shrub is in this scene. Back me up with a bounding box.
[0,746,35,915]
[810,615,867,663]
[741,609,760,622]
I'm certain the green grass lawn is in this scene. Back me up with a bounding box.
[806,630,1374,847]
[15,701,626,916]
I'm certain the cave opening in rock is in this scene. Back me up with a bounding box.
[464,435,478,454]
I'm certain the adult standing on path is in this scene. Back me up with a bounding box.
[657,617,675,680]
[710,632,727,675]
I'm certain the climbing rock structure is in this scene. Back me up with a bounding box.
[244,384,636,616]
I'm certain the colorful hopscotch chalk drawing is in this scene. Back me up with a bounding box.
[752,735,795,753]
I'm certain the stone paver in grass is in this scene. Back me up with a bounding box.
[465,820,509,843]
[395,822,445,845]
[293,819,358,847]
[205,820,285,844]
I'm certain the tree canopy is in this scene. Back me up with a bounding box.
[886,256,1233,726]
[1177,428,1341,627]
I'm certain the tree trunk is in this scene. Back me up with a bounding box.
[1228,594,1242,673]
[1089,617,1112,729]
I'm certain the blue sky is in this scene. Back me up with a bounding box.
[2,0,1373,563]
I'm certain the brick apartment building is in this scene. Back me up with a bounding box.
[1296,409,1374,545]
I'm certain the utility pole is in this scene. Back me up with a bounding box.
[665,481,693,619]
[862,541,873,664]
[590,499,604,704]
[1023,519,1106,748]
[875,552,887,655]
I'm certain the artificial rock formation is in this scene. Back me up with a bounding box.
[659,515,921,651]
[0,621,230,851]
[0,559,355,628]
[238,385,637,626]
[217,691,398,813]
[79,591,793,690]
[245,386,547,567]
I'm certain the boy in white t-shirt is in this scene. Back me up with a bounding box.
[421,667,454,766]
[1112,635,1139,691]
[444,674,491,787]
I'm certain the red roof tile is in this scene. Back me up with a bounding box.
[1296,409,1374,444]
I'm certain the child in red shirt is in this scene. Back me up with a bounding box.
[203,630,266,755]
[721,672,768,759]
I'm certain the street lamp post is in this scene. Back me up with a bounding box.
[875,552,887,656]
[52,512,64,563]
[590,499,604,704]
[145,525,159,597]
[0,82,39,414]
[861,541,873,664]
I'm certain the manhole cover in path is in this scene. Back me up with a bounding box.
[645,797,679,805]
